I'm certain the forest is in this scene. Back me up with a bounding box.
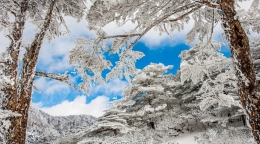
[0,0,260,143]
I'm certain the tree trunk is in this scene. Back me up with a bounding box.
[219,0,260,143]
[5,1,56,143]
[1,0,29,142]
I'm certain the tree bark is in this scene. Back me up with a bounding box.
[1,0,29,142]
[219,0,260,143]
[5,0,56,143]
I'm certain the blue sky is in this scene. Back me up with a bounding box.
[1,1,253,118]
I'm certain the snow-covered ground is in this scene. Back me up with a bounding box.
[168,132,198,144]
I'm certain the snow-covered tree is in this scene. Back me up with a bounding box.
[0,0,87,143]
[62,41,255,143]
[78,0,260,142]
[54,63,185,143]
[179,41,255,143]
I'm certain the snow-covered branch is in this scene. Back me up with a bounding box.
[35,71,69,82]
[35,71,80,92]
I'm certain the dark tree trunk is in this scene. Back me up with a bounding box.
[4,1,56,143]
[219,0,260,143]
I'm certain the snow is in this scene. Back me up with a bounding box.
[168,132,198,144]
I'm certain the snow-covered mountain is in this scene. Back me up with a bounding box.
[26,108,96,144]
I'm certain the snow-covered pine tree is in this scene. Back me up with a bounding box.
[55,63,187,143]
[82,0,260,142]
[0,0,87,143]
[179,40,255,143]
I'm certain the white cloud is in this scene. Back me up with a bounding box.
[137,19,200,48]
[90,78,128,96]
[39,95,110,117]
[102,21,137,36]
[37,16,95,73]
[38,39,74,72]
[32,78,127,117]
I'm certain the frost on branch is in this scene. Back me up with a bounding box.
[186,8,218,44]
[178,41,254,143]
[106,49,144,82]
[69,37,112,94]
[29,0,87,42]
[180,41,243,126]
[237,0,260,34]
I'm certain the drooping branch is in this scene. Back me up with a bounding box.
[167,6,202,22]
[35,71,80,92]
[35,71,69,82]
[92,2,201,53]
[101,34,141,39]
[127,4,202,50]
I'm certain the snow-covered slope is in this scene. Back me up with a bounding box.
[26,108,96,144]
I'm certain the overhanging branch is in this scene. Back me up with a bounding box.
[101,34,141,39]
[35,71,81,92]
[35,71,69,81]
[167,6,202,22]
[127,4,202,50]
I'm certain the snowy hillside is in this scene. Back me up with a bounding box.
[26,108,96,144]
